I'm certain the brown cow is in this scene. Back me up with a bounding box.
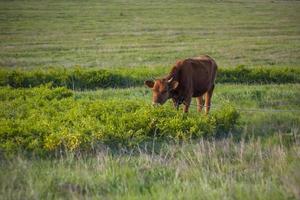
[145,55,217,113]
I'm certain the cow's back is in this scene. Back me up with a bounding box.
[176,55,217,97]
[191,55,217,86]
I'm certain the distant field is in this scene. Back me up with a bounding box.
[0,0,300,68]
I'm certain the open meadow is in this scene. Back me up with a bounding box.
[1,0,300,68]
[0,0,300,199]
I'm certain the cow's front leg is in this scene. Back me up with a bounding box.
[183,97,192,113]
[172,98,179,110]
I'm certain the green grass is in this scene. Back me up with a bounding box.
[1,84,299,153]
[1,0,300,198]
[0,84,299,199]
[0,0,299,68]
[1,138,299,200]
[78,84,300,138]
[1,66,300,89]
[0,85,238,154]
[76,83,300,109]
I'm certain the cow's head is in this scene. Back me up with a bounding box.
[144,77,179,105]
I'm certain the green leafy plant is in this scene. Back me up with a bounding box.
[0,86,239,155]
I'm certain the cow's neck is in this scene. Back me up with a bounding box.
[170,90,184,104]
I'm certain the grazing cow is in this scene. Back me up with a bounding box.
[145,55,217,113]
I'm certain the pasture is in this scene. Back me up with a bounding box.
[0,0,300,199]
[0,0,300,68]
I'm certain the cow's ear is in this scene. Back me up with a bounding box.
[169,81,179,90]
[144,80,155,88]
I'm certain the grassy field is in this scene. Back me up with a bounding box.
[1,0,300,199]
[0,0,300,68]
[0,84,300,199]
[1,138,299,200]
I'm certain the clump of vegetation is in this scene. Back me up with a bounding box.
[0,66,299,90]
[0,68,139,89]
[0,86,239,155]
[217,65,300,84]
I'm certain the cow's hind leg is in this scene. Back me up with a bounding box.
[205,84,215,114]
[196,96,203,112]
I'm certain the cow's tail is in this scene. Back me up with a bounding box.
[210,57,218,88]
